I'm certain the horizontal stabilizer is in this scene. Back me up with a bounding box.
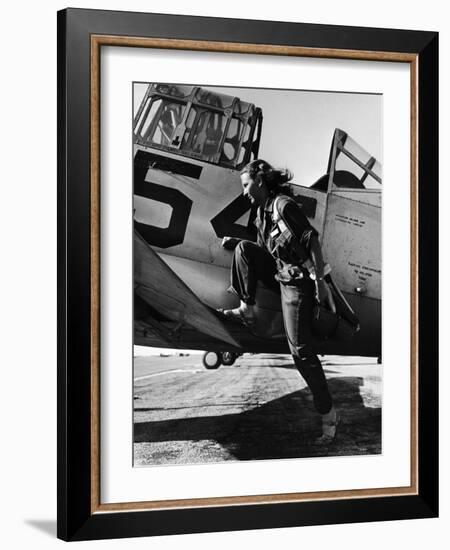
[134,231,240,348]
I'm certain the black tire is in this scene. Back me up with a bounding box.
[202,351,222,370]
[221,351,237,366]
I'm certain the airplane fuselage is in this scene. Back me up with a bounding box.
[134,145,381,357]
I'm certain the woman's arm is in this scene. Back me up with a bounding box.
[309,235,325,280]
[310,235,336,312]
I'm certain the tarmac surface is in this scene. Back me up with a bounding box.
[133,353,382,466]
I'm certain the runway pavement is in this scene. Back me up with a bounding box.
[133,353,382,466]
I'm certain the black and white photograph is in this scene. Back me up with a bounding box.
[132,82,382,466]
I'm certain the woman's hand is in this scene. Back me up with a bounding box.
[315,279,336,313]
[222,237,241,250]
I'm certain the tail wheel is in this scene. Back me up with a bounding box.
[221,351,237,366]
[202,351,222,370]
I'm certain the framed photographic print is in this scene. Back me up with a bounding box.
[57,8,438,541]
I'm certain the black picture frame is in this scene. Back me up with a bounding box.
[57,8,438,541]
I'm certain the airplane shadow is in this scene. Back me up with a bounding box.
[134,376,381,461]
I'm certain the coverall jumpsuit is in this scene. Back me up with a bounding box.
[228,194,333,415]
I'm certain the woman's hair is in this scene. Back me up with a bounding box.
[240,159,293,196]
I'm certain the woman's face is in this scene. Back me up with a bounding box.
[241,172,266,206]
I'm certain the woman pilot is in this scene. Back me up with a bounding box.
[222,159,339,445]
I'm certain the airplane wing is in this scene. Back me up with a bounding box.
[134,230,241,349]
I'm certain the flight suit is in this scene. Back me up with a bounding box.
[228,194,332,415]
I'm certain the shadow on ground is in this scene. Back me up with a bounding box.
[134,375,381,461]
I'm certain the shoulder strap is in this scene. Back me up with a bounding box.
[272,196,281,221]
[272,195,289,233]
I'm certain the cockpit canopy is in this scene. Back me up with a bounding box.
[133,84,263,169]
[311,128,382,192]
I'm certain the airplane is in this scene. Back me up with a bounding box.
[133,83,381,369]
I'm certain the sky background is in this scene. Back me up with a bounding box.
[133,83,382,356]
